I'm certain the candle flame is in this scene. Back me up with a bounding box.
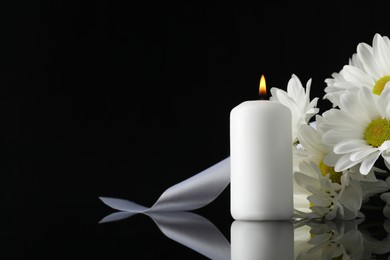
[259,74,266,96]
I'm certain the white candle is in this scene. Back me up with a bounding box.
[230,75,293,220]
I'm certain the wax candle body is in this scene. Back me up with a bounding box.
[230,100,293,220]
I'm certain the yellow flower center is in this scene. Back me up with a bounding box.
[319,160,342,184]
[372,75,390,95]
[365,118,390,147]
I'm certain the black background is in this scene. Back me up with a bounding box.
[2,1,390,259]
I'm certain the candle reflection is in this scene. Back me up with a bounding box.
[231,220,293,260]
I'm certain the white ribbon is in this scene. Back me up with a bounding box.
[99,157,230,213]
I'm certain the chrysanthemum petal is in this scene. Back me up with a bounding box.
[357,42,381,78]
[323,129,360,146]
[349,147,377,162]
[307,185,333,197]
[287,74,305,102]
[294,171,319,189]
[360,151,381,175]
[358,87,379,119]
[270,87,291,105]
[297,124,324,154]
[299,161,320,178]
[377,86,390,119]
[310,206,330,216]
[339,89,372,123]
[305,78,313,103]
[373,33,390,73]
[334,154,359,172]
[379,140,390,151]
[322,109,363,130]
[294,194,311,213]
[324,207,338,220]
[334,139,368,154]
[323,151,339,167]
[308,195,331,207]
[383,35,390,47]
[350,52,364,69]
[270,87,301,122]
[341,65,374,87]
[362,180,389,197]
[339,183,362,211]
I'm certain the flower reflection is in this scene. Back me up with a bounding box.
[294,219,364,259]
[294,218,390,259]
[359,219,390,257]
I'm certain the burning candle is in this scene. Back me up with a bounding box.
[230,75,293,220]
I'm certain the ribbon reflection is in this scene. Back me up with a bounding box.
[100,211,231,260]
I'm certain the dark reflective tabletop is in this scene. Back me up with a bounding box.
[4,2,390,260]
[5,190,390,260]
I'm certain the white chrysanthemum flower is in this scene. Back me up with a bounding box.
[294,117,388,213]
[270,74,319,143]
[294,161,363,220]
[298,116,385,181]
[321,86,390,175]
[324,33,390,107]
